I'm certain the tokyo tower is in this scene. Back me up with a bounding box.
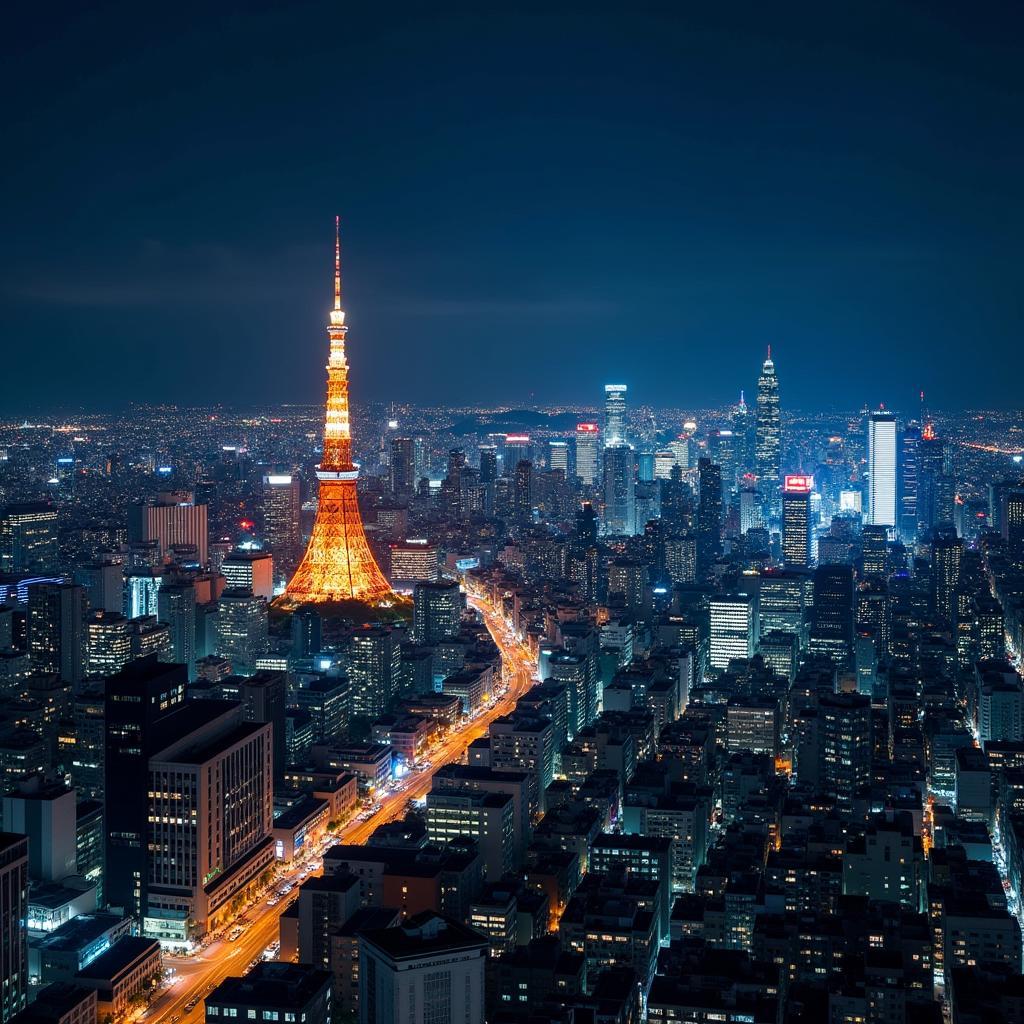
[279,218,393,606]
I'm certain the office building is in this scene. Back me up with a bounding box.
[348,627,400,718]
[146,701,273,941]
[547,440,569,474]
[216,588,268,675]
[0,502,59,575]
[7,982,95,1024]
[604,384,628,446]
[0,833,29,1022]
[867,410,897,529]
[128,492,208,566]
[898,424,920,542]
[1,777,77,883]
[603,443,636,537]
[73,561,123,615]
[295,677,350,744]
[222,551,274,601]
[156,581,196,679]
[390,437,417,498]
[696,458,723,573]
[103,657,188,921]
[503,435,532,471]
[426,788,516,879]
[389,540,440,587]
[781,475,814,568]
[85,611,132,676]
[411,581,460,645]
[357,912,488,1024]
[575,423,600,486]
[27,583,84,689]
[809,563,855,664]
[820,693,872,813]
[262,473,302,585]
[297,874,360,970]
[709,594,757,671]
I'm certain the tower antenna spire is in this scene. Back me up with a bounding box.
[767,344,772,361]
[334,215,341,311]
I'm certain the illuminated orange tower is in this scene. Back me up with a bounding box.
[281,218,393,605]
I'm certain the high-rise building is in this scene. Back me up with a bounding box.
[0,833,29,1022]
[898,425,920,542]
[932,527,962,623]
[262,473,302,586]
[0,502,59,575]
[503,435,532,473]
[604,384,628,446]
[602,444,636,537]
[223,551,274,601]
[73,561,123,615]
[513,460,533,522]
[292,607,322,659]
[358,912,488,1024]
[389,437,416,499]
[820,693,872,813]
[696,458,723,574]
[809,563,855,664]
[575,423,600,486]
[781,475,814,569]
[281,219,393,606]
[104,657,188,921]
[27,583,84,689]
[128,492,208,567]
[1,777,77,883]
[917,423,953,533]
[157,581,197,679]
[389,540,440,587]
[547,440,569,475]
[754,350,781,513]
[146,701,273,940]
[216,589,269,675]
[412,582,461,645]
[867,410,897,529]
[478,445,498,487]
[709,594,757,671]
[86,610,132,676]
[348,627,400,718]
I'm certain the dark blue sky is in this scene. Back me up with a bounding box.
[2,2,1022,413]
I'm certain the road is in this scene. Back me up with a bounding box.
[144,592,534,1024]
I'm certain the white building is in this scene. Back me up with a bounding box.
[709,593,757,671]
[358,912,488,1024]
[867,411,898,528]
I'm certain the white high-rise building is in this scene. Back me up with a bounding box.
[709,593,757,671]
[547,440,569,474]
[575,423,600,486]
[604,385,628,447]
[867,411,898,529]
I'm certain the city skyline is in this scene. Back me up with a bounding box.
[3,5,1024,412]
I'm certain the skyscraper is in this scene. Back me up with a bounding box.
[604,385,628,446]
[412,581,461,645]
[0,502,59,575]
[389,437,416,499]
[602,444,636,537]
[157,581,197,679]
[27,582,85,689]
[781,475,814,569]
[898,424,920,543]
[262,473,302,586]
[128,492,208,566]
[709,593,757,670]
[281,219,393,606]
[349,626,400,718]
[575,423,600,486]
[217,589,269,675]
[696,458,723,575]
[867,410,897,529]
[547,440,568,474]
[0,833,29,1022]
[754,350,781,513]
[809,563,855,664]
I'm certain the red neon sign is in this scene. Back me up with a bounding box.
[784,475,814,493]
[576,423,599,433]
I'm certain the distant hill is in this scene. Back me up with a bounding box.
[449,410,583,435]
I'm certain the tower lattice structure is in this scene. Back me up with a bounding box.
[281,218,393,605]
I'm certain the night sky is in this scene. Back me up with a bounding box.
[2,3,1023,414]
